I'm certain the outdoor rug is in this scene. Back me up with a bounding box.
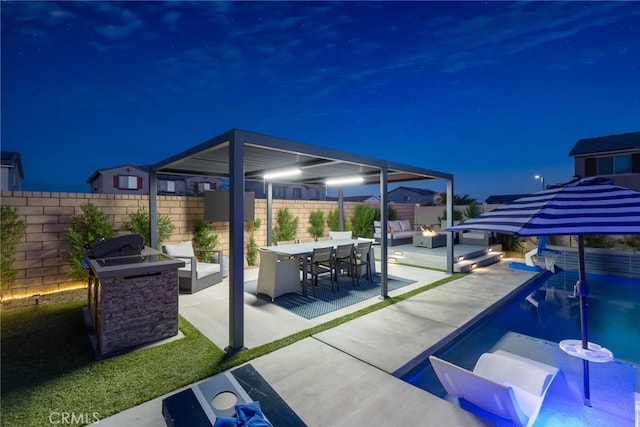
[244,274,416,319]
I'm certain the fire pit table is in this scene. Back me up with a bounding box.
[413,233,447,248]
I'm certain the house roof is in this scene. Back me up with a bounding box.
[326,195,379,202]
[151,129,452,186]
[568,131,640,156]
[86,164,147,183]
[388,186,437,195]
[0,151,24,178]
[484,194,530,204]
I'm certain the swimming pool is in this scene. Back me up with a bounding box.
[400,270,640,426]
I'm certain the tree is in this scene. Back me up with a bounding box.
[1,206,27,288]
[66,202,114,280]
[122,208,174,249]
[307,210,326,240]
[440,193,477,206]
[272,208,298,242]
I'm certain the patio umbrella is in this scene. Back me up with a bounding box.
[447,176,640,406]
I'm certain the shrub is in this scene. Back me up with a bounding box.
[463,204,482,219]
[192,219,219,262]
[373,205,398,221]
[245,219,261,266]
[438,209,464,223]
[497,233,525,254]
[66,202,114,280]
[621,235,640,254]
[122,208,174,249]
[307,210,326,240]
[583,235,612,249]
[272,208,298,242]
[1,206,27,288]
[350,204,376,238]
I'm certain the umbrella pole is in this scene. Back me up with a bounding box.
[577,235,591,407]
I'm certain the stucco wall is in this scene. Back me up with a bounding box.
[1,191,416,298]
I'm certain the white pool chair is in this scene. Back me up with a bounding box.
[429,350,558,427]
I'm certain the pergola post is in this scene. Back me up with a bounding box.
[267,182,273,246]
[379,167,389,299]
[227,133,245,353]
[149,170,158,249]
[446,177,454,274]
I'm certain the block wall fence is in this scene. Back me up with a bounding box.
[0,191,416,299]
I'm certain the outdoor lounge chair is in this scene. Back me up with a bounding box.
[256,248,301,300]
[429,350,558,427]
[163,241,223,294]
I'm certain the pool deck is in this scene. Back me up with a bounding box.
[98,259,541,426]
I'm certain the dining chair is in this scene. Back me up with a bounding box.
[332,243,354,288]
[350,241,373,286]
[306,246,334,294]
[256,249,300,300]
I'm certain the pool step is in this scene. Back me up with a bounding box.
[454,250,505,273]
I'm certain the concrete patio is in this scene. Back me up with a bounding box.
[98,257,540,426]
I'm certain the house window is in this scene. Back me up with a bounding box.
[316,189,325,199]
[273,187,283,198]
[614,155,631,174]
[597,154,632,175]
[403,195,411,202]
[116,175,141,190]
[293,188,302,200]
[159,180,175,193]
[598,157,613,175]
[197,182,212,193]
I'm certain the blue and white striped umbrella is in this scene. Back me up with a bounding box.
[447,176,640,406]
[447,177,640,237]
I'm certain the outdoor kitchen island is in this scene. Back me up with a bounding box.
[85,247,184,358]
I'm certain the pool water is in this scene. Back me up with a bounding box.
[401,270,640,426]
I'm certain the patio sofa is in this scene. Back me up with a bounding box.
[372,220,422,246]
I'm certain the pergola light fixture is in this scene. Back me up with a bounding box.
[325,175,364,186]
[263,168,301,180]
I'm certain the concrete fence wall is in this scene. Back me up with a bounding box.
[0,191,415,298]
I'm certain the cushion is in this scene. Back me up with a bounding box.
[179,261,220,279]
[400,220,411,231]
[164,241,195,257]
[388,220,402,231]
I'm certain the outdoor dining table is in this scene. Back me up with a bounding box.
[260,239,371,297]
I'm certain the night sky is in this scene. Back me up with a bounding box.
[2,1,639,201]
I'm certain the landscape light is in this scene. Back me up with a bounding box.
[263,168,301,180]
[534,175,545,190]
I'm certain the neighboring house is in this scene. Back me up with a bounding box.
[88,164,228,195]
[87,164,149,195]
[569,131,640,191]
[484,194,530,204]
[245,181,326,200]
[387,186,439,205]
[326,195,380,203]
[0,151,23,191]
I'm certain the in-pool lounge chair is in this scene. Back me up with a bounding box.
[429,350,558,427]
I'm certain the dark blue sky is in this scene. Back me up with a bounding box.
[2,1,639,201]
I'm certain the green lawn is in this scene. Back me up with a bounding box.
[1,273,463,426]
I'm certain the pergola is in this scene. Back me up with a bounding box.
[149,129,455,353]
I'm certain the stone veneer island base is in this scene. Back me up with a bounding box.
[85,248,184,359]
